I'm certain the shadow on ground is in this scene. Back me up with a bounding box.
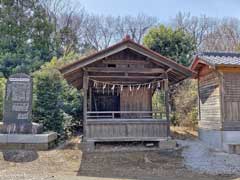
[2,150,39,163]
[75,136,234,180]
[77,145,189,179]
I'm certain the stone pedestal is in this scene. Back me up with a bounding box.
[0,122,56,150]
[0,132,57,150]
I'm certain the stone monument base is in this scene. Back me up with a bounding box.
[0,132,57,150]
[0,122,57,150]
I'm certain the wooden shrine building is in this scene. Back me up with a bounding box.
[191,52,240,153]
[60,36,193,146]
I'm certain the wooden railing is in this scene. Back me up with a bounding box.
[86,111,166,120]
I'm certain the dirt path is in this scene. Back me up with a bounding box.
[0,137,237,180]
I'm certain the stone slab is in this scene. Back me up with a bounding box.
[0,132,57,150]
[222,131,240,152]
[228,144,240,154]
[0,132,57,144]
[3,73,33,133]
[222,131,240,143]
[0,142,56,151]
[158,140,177,150]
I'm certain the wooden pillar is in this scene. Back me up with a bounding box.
[164,78,170,138]
[88,87,92,111]
[197,76,201,122]
[83,71,89,141]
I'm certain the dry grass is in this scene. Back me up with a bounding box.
[171,126,198,140]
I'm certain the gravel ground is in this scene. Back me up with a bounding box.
[179,139,240,175]
[0,137,237,180]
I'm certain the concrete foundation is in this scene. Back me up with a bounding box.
[81,141,95,152]
[0,132,57,150]
[199,128,240,153]
[82,139,177,152]
[158,140,177,150]
[198,129,222,150]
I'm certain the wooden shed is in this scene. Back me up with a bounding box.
[191,52,240,153]
[60,36,193,147]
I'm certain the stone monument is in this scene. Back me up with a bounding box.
[0,73,57,150]
[3,73,33,133]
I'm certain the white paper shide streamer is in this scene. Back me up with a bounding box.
[90,79,167,94]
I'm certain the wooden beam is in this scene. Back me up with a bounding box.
[166,68,172,73]
[216,66,240,73]
[86,67,165,74]
[63,71,83,82]
[70,79,82,88]
[103,59,149,65]
[88,75,164,79]
[92,80,150,84]
[62,68,83,78]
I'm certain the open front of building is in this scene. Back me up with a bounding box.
[85,79,168,141]
[60,37,192,145]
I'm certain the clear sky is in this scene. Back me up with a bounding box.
[79,0,240,22]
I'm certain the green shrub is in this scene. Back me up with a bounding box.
[61,81,83,134]
[33,56,83,136]
[33,68,64,134]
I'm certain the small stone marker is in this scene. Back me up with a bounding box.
[3,73,33,133]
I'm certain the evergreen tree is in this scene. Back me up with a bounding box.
[0,0,59,78]
[143,25,196,66]
[33,67,64,134]
[33,55,83,135]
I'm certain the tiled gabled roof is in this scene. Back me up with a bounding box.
[198,52,240,66]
